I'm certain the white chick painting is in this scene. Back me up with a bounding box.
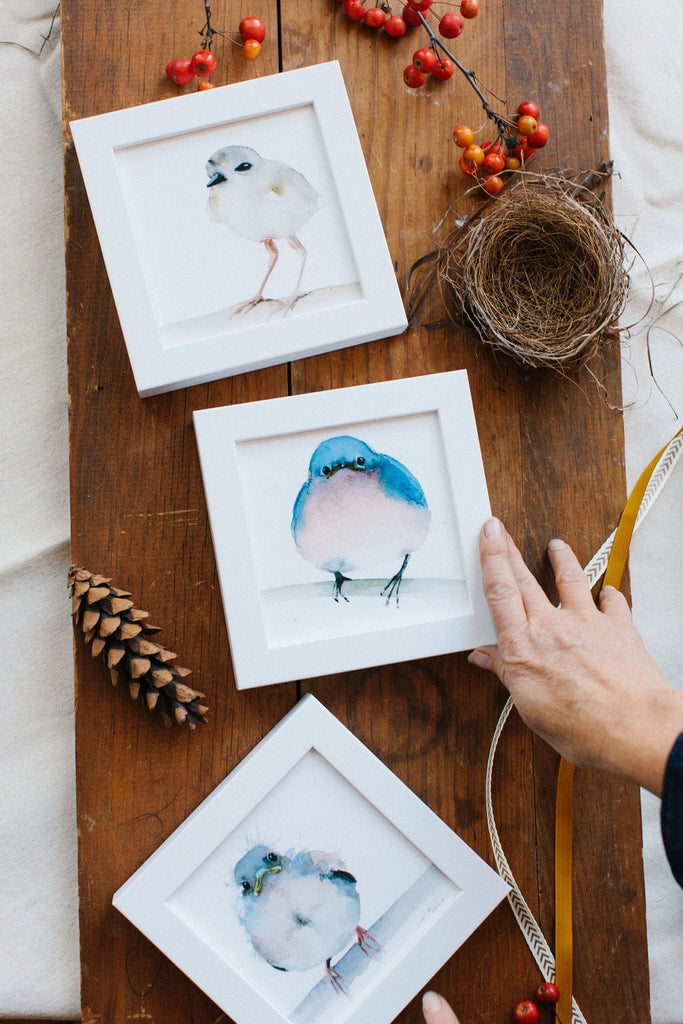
[206,145,320,317]
[233,844,379,995]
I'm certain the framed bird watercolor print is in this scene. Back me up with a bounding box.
[69,61,407,397]
[193,370,496,689]
[113,695,509,1024]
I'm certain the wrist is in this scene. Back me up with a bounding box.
[610,688,683,796]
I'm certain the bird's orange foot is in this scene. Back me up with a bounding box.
[356,925,382,957]
[275,290,308,316]
[326,959,349,996]
[230,295,265,317]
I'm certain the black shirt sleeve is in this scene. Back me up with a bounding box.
[661,731,683,889]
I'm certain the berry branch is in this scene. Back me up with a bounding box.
[339,0,550,196]
[413,8,508,138]
[198,1,219,50]
[165,6,267,88]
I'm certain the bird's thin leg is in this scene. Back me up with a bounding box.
[325,958,349,996]
[277,234,308,314]
[231,238,279,315]
[333,570,351,603]
[356,925,382,956]
[381,553,410,606]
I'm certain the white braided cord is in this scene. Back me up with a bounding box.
[485,429,683,1023]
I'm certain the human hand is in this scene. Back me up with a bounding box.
[469,518,683,796]
[422,990,460,1023]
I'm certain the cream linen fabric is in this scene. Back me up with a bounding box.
[0,0,680,1019]
[0,3,79,1018]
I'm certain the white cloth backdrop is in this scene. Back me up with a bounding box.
[0,1,680,1019]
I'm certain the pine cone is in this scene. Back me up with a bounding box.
[68,567,208,729]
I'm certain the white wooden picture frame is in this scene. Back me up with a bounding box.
[113,695,508,1024]
[70,62,407,397]
[193,370,496,689]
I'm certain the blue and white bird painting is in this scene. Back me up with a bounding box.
[291,436,431,604]
[233,845,379,993]
[206,145,320,316]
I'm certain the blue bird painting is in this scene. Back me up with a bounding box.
[234,845,378,993]
[291,436,431,603]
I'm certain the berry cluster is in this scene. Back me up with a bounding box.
[338,0,478,45]
[165,8,266,90]
[513,981,561,1022]
[238,16,266,59]
[166,49,218,88]
[452,99,550,195]
[401,0,479,84]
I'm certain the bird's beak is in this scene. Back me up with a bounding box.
[253,864,282,894]
[207,171,226,188]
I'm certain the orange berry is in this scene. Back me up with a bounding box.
[463,143,485,166]
[243,39,261,59]
[453,124,474,148]
[517,114,538,136]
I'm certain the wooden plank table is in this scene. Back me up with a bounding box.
[61,0,651,1021]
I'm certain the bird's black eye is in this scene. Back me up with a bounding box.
[241,880,251,892]
[355,456,366,468]
[321,465,331,477]
[266,851,279,863]
[234,161,253,172]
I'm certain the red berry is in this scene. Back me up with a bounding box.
[242,39,262,59]
[407,0,433,9]
[513,138,537,161]
[364,6,387,26]
[166,57,195,85]
[459,153,477,176]
[482,174,504,195]
[513,1001,540,1023]
[403,63,427,88]
[484,139,507,158]
[402,4,423,25]
[460,0,479,16]
[431,56,455,80]
[239,16,266,42]
[483,152,505,174]
[517,99,540,120]
[197,80,216,91]
[344,0,367,21]
[438,11,465,37]
[527,122,549,148]
[384,14,407,35]
[191,49,217,77]
[412,47,438,73]
[535,982,560,1004]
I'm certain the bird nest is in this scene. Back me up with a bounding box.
[410,169,630,371]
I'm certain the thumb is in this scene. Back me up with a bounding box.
[422,990,460,1024]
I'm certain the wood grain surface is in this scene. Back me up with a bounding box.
[61,0,650,1021]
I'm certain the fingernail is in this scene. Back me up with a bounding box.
[483,517,503,538]
[548,538,567,551]
[423,991,442,1015]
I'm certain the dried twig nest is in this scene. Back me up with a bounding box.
[409,168,630,370]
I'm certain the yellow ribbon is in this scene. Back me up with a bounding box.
[553,424,683,1024]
